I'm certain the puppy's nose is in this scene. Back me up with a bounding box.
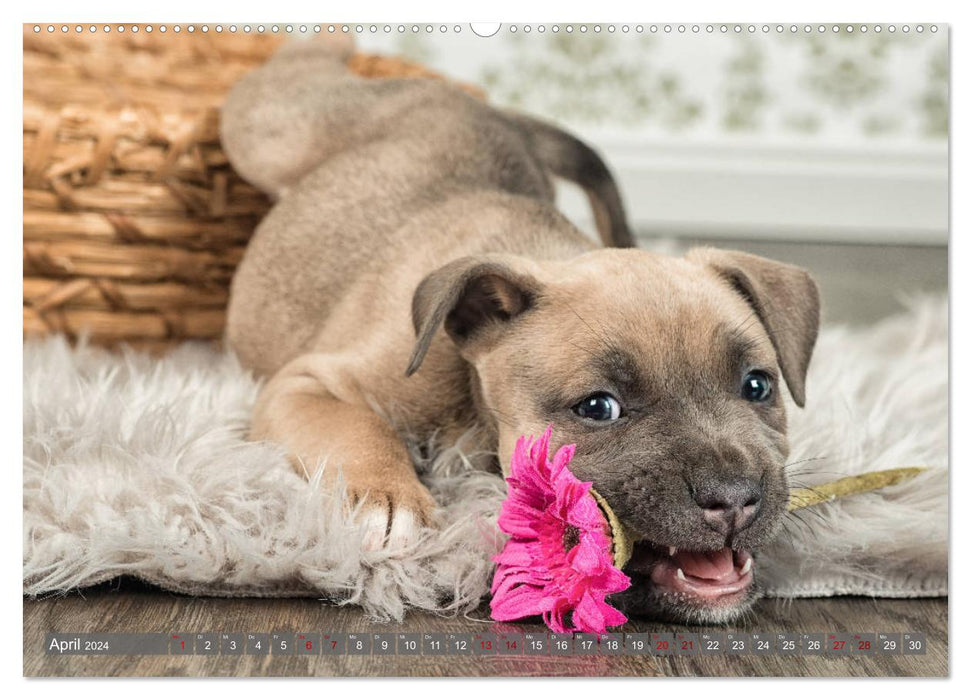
[692,477,763,535]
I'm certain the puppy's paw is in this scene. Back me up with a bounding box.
[349,483,438,552]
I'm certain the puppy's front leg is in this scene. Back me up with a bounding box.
[251,357,436,550]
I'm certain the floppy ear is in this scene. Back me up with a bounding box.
[405,255,541,376]
[687,248,820,407]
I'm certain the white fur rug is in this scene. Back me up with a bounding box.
[23,296,948,620]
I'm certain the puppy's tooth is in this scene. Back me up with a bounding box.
[676,568,686,581]
[669,546,677,556]
[741,558,753,575]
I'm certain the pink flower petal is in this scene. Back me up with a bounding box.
[551,443,576,475]
[572,589,609,634]
[490,583,548,621]
[599,602,629,629]
[566,493,604,529]
[490,423,632,634]
[492,540,535,568]
[567,534,609,577]
[600,567,633,594]
[497,502,546,538]
[543,599,573,634]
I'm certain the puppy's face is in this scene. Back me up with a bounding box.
[408,247,819,624]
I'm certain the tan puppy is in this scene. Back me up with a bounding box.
[222,37,820,623]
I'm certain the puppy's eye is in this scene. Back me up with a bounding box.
[741,370,773,402]
[573,393,623,421]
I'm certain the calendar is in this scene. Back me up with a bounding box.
[22,17,949,682]
[44,631,928,657]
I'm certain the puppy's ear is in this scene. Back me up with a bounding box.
[688,248,820,407]
[406,255,541,376]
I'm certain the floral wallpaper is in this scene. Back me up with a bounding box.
[357,25,948,144]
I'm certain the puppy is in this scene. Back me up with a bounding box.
[221,37,820,624]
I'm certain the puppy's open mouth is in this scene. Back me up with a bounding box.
[634,542,755,605]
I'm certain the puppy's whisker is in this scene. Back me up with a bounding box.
[782,508,824,534]
[784,468,847,481]
[486,406,520,431]
[566,339,601,360]
[489,415,517,431]
[781,515,814,541]
[784,472,848,489]
[784,455,830,469]
[729,310,761,340]
[786,502,828,524]
[735,339,763,356]
[564,301,620,357]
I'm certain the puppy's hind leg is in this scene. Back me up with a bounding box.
[251,356,437,551]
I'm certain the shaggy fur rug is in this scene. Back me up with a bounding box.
[23,296,948,620]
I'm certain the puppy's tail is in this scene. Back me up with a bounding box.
[506,112,634,249]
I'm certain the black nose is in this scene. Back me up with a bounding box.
[692,477,763,535]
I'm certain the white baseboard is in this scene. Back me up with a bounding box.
[556,135,948,246]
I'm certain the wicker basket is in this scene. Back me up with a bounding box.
[23,26,480,351]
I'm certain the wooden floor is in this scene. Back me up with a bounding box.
[24,579,947,677]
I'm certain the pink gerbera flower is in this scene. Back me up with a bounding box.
[490,425,631,634]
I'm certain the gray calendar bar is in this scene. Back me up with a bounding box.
[903,633,927,654]
[195,633,219,655]
[651,633,675,656]
[700,632,725,655]
[750,633,772,655]
[373,633,396,655]
[170,633,192,655]
[321,633,346,655]
[295,633,320,655]
[220,633,244,655]
[624,633,651,655]
[44,633,169,655]
[523,632,548,655]
[550,633,573,655]
[676,633,699,655]
[247,633,270,655]
[447,632,473,655]
[496,632,524,655]
[600,633,625,655]
[852,633,876,655]
[43,631,931,656]
[397,633,421,655]
[574,633,598,654]
[879,632,902,654]
[472,633,497,655]
[347,633,371,655]
[726,632,751,654]
[271,633,294,655]
[422,633,446,655]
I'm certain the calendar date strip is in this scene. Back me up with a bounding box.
[44,631,927,656]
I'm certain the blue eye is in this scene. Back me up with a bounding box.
[741,371,773,402]
[573,393,623,421]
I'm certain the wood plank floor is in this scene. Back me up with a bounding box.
[24,580,947,677]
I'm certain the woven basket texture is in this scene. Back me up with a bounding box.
[23,26,477,351]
